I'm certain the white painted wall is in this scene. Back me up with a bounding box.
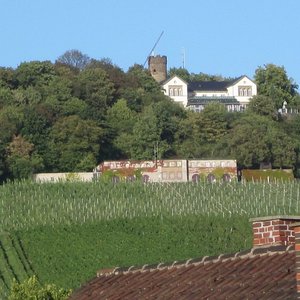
[227,76,257,104]
[162,75,257,108]
[162,75,188,107]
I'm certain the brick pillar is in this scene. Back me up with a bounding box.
[250,216,300,247]
[289,222,300,298]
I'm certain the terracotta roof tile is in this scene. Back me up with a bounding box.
[70,245,296,300]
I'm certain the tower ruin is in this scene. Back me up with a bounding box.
[148,55,167,83]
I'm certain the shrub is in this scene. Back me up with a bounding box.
[8,276,71,300]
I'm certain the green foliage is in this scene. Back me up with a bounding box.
[0,56,300,181]
[254,63,298,109]
[65,173,81,182]
[15,61,56,89]
[168,67,190,82]
[8,276,71,300]
[247,95,278,119]
[0,180,299,231]
[228,113,296,168]
[175,104,231,158]
[242,169,294,182]
[6,135,44,179]
[15,216,251,291]
[100,168,142,182]
[0,180,299,298]
[46,116,102,172]
[131,106,161,159]
[75,67,115,121]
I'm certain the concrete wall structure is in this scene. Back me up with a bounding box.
[33,172,95,182]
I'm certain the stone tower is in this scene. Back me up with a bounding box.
[148,55,167,83]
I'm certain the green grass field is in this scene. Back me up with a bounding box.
[0,179,299,298]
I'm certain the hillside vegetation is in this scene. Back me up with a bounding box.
[0,56,300,182]
[0,180,300,298]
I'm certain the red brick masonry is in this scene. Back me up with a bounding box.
[251,216,300,247]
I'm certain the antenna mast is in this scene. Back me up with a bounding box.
[182,47,186,69]
[143,31,164,67]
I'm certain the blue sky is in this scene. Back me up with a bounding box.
[1,0,299,86]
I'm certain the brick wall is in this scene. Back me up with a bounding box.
[289,222,300,298]
[250,216,300,247]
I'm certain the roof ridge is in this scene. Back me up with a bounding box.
[96,245,294,277]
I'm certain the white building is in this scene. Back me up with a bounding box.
[162,75,257,112]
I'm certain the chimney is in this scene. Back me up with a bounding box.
[250,216,300,247]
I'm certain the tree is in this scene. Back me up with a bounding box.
[46,116,102,171]
[56,49,90,70]
[15,61,56,88]
[151,100,186,156]
[270,127,296,168]
[42,76,88,119]
[0,67,16,89]
[228,114,273,168]
[130,106,164,159]
[106,98,137,133]
[0,106,24,179]
[282,115,300,175]
[88,58,127,101]
[6,135,44,179]
[228,113,296,168]
[8,276,71,300]
[247,95,278,120]
[168,67,190,82]
[127,64,162,94]
[0,86,13,107]
[254,64,298,109]
[74,68,115,121]
[105,99,137,158]
[174,103,230,158]
[190,72,227,82]
[174,111,202,158]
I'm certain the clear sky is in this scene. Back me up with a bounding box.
[1,0,299,86]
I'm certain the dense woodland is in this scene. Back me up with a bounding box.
[0,50,300,181]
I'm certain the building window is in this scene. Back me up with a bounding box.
[238,86,252,97]
[169,161,176,167]
[177,172,182,179]
[192,174,199,183]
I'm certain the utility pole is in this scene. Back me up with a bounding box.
[154,141,159,168]
[182,47,186,69]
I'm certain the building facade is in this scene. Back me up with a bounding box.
[162,74,257,112]
[148,55,257,112]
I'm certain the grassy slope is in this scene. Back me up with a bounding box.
[1,179,298,298]
[16,215,252,290]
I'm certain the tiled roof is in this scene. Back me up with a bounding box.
[70,245,296,300]
[188,80,235,93]
[187,76,247,93]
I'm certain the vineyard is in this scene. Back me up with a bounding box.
[0,179,299,298]
[1,179,300,230]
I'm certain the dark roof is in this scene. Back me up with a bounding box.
[187,96,239,105]
[188,81,233,93]
[70,245,296,300]
[188,76,248,93]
